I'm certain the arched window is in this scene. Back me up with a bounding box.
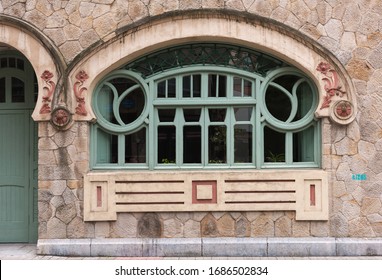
[0,53,37,109]
[91,44,320,170]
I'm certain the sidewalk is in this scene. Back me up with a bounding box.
[2,244,382,260]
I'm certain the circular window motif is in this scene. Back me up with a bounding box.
[263,72,316,129]
[95,75,147,132]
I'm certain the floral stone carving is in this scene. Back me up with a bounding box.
[316,62,346,109]
[40,70,55,114]
[74,70,89,116]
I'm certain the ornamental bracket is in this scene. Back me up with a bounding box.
[315,62,356,125]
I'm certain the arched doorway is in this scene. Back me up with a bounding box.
[0,47,38,243]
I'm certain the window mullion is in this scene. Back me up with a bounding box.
[176,107,183,167]
[203,107,209,166]
[118,134,125,165]
[255,79,262,169]
[285,132,293,165]
[227,106,233,166]
[149,80,155,170]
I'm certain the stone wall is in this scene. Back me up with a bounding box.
[2,0,382,238]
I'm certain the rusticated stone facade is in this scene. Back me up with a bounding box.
[1,0,382,245]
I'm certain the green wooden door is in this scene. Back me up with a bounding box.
[0,53,37,243]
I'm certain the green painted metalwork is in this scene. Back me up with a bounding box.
[91,44,320,170]
[125,44,287,78]
[0,52,37,243]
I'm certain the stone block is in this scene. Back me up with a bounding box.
[336,238,382,256]
[202,238,267,257]
[138,213,162,238]
[91,239,141,257]
[163,218,183,238]
[184,220,201,237]
[143,238,201,257]
[268,238,336,256]
[37,239,91,256]
[217,214,235,237]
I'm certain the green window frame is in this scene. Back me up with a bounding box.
[91,44,320,170]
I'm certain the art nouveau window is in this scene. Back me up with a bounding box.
[90,44,320,170]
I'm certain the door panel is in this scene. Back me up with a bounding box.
[0,110,30,242]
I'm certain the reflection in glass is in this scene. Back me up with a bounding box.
[293,126,314,162]
[294,81,314,121]
[183,126,201,163]
[233,77,252,97]
[96,128,118,164]
[158,126,176,164]
[125,128,146,163]
[209,125,226,164]
[98,86,117,124]
[11,77,25,103]
[234,124,252,163]
[209,108,226,122]
[264,126,285,163]
[234,107,252,121]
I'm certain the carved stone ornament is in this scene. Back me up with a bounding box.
[40,70,55,114]
[333,100,353,120]
[74,70,89,116]
[316,62,346,109]
[51,107,72,129]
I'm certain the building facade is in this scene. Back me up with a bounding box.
[0,0,381,256]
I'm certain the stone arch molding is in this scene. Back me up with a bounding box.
[0,15,65,122]
[70,13,357,125]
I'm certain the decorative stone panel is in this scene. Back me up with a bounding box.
[84,170,328,222]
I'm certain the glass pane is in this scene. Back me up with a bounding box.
[265,85,291,122]
[119,88,145,124]
[183,126,201,163]
[208,75,226,97]
[158,109,176,122]
[97,85,116,124]
[183,108,201,122]
[218,75,227,97]
[233,77,242,97]
[293,126,315,162]
[168,78,176,98]
[11,77,25,103]
[1,58,7,68]
[125,128,146,163]
[110,78,136,96]
[243,79,252,97]
[209,108,226,122]
[234,107,252,121]
[294,81,314,121]
[158,126,176,164]
[0,78,5,103]
[96,129,118,164]
[17,59,24,70]
[264,126,285,163]
[193,74,201,97]
[157,80,166,98]
[209,125,226,164]
[8,58,15,68]
[234,124,253,163]
[273,75,300,92]
[183,75,191,97]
